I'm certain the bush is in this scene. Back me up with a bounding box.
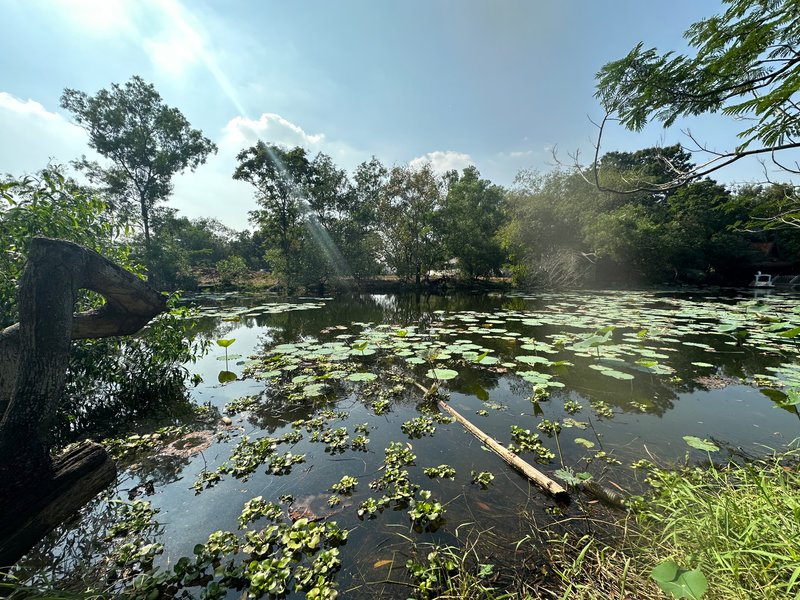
[56,296,208,444]
[216,255,248,285]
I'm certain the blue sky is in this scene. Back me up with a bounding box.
[0,0,787,229]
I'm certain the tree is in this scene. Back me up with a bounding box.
[501,169,597,287]
[336,157,386,281]
[234,142,314,291]
[1,170,206,447]
[378,164,443,284]
[439,166,507,279]
[0,166,133,327]
[60,76,217,262]
[589,0,800,194]
[216,255,249,285]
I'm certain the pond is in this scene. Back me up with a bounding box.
[18,289,800,598]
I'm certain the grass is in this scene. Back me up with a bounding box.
[536,448,800,600]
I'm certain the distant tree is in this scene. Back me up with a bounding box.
[501,169,596,287]
[233,142,314,290]
[216,255,249,285]
[337,157,386,280]
[589,0,800,198]
[60,76,217,264]
[439,166,507,278]
[230,229,269,271]
[145,210,237,288]
[378,164,443,284]
[302,152,353,287]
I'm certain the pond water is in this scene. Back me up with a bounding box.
[20,289,800,597]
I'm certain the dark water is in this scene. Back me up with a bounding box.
[18,289,800,597]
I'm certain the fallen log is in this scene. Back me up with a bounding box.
[434,396,569,502]
[0,441,116,568]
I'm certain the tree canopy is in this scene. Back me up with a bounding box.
[60,76,217,257]
[592,0,800,190]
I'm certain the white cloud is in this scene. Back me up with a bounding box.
[0,92,92,175]
[496,149,534,159]
[409,150,473,173]
[222,113,326,149]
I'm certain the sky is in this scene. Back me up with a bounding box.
[0,0,792,230]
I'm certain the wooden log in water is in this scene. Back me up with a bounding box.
[0,441,116,568]
[581,480,627,510]
[435,398,569,502]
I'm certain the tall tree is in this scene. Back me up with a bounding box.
[60,76,217,262]
[378,164,443,284]
[338,157,386,280]
[233,142,314,290]
[590,0,800,198]
[439,166,507,279]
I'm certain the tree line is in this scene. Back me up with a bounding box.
[7,74,800,296]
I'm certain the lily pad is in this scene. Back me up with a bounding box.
[346,372,378,382]
[425,368,459,381]
[651,560,708,599]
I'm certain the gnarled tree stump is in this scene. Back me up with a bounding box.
[0,238,166,567]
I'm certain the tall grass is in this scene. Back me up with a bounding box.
[540,449,800,599]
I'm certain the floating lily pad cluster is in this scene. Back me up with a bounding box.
[236,292,800,426]
[194,301,328,321]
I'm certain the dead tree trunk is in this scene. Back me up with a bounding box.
[0,237,166,567]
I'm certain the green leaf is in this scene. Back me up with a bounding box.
[425,368,459,381]
[554,468,592,486]
[217,370,237,384]
[346,372,378,382]
[683,436,719,452]
[651,559,708,599]
[574,437,595,449]
[302,383,327,397]
[517,355,551,365]
[216,338,236,348]
[778,327,800,338]
[599,368,635,380]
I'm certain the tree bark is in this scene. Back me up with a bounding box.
[0,237,166,566]
[0,441,116,568]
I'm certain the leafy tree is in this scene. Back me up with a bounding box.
[505,147,760,286]
[303,152,354,287]
[144,210,241,288]
[501,169,596,287]
[234,142,314,291]
[230,228,269,271]
[335,157,386,281]
[592,0,800,193]
[60,76,217,264]
[0,166,132,327]
[439,166,507,279]
[216,255,249,285]
[378,164,443,284]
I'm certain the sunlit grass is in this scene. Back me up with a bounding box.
[539,447,800,600]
